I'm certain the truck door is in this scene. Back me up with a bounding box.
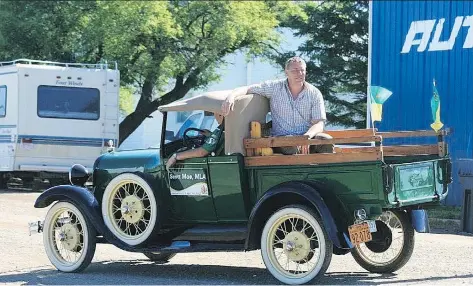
[164,111,217,222]
[0,72,18,172]
[167,157,217,222]
[208,154,249,222]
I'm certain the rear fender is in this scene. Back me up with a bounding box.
[34,185,131,249]
[245,181,352,250]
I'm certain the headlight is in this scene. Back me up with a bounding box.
[69,164,89,187]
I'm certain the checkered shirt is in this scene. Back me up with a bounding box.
[248,79,326,136]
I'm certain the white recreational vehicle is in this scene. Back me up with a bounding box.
[0,59,119,189]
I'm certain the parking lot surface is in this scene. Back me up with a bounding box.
[0,190,472,285]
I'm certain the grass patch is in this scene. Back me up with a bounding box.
[426,206,462,220]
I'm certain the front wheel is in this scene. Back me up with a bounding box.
[43,201,96,272]
[261,205,333,285]
[351,210,415,273]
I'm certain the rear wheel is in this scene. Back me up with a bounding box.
[261,205,333,285]
[43,201,96,272]
[143,252,176,263]
[351,210,415,273]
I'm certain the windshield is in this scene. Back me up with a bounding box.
[165,111,218,143]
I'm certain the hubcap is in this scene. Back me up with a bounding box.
[284,231,310,261]
[60,224,80,251]
[120,195,144,224]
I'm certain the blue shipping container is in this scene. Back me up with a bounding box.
[370,0,473,206]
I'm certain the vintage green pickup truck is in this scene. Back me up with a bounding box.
[30,90,451,285]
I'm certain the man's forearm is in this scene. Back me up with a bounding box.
[176,148,209,161]
[227,86,250,101]
[304,121,325,138]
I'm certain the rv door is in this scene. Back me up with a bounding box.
[0,71,18,172]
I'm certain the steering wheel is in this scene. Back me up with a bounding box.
[183,127,208,149]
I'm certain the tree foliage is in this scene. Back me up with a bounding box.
[0,1,304,144]
[275,0,369,128]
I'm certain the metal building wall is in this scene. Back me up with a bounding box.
[370,0,473,206]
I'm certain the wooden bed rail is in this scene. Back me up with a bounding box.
[244,123,450,166]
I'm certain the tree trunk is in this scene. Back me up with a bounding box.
[118,76,193,146]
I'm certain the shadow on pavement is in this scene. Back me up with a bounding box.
[1,260,472,285]
[0,188,45,194]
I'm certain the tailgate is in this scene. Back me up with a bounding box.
[385,159,451,206]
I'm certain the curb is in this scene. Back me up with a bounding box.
[429,218,462,233]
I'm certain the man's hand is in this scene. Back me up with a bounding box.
[298,135,310,154]
[166,154,177,171]
[221,96,235,116]
[199,129,211,137]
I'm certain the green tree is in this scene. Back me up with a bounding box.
[0,1,304,144]
[274,0,369,128]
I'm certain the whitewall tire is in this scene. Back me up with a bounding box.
[102,173,158,246]
[43,201,96,272]
[261,205,333,285]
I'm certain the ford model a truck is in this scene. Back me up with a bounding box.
[0,59,119,190]
[31,90,451,285]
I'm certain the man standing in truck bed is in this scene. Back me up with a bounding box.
[221,56,333,155]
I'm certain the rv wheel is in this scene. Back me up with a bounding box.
[102,173,158,246]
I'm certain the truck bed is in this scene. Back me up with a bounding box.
[243,128,451,217]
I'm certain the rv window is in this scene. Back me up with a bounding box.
[0,86,5,117]
[37,86,100,120]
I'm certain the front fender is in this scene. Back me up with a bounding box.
[34,185,132,249]
[245,181,351,250]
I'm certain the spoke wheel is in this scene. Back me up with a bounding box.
[43,202,96,272]
[351,210,415,273]
[102,173,158,246]
[261,205,332,285]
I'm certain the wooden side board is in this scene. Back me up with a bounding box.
[377,129,449,138]
[334,146,379,153]
[243,128,449,165]
[383,145,439,156]
[244,151,382,167]
[244,136,381,149]
[325,129,375,138]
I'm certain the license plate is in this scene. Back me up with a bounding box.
[348,222,372,245]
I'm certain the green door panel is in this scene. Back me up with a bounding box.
[208,155,248,222]
[166,157,217,222]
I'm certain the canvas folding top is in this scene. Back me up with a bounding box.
[158,90,269,155]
